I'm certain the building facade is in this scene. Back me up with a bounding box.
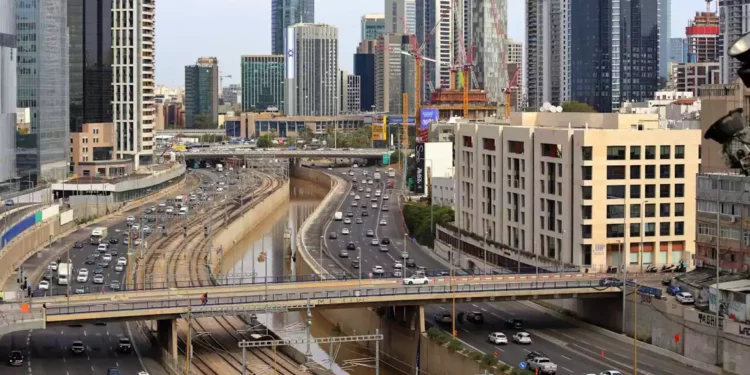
[719,0,750,83]
[223,112,367,139]
[453,113,700,271]
[184,57,219,128]
[659,0,671,79]
[507,38,523,110]
[354,40,376,112]
[675,61,721,96]
[375,34,414,114]
[337,71,361,114]
[416,0,454,98]
[67,0,113,134]
[112,0,155,168]
[222,84,241,106]
[468,0,507,104]
[670,37,688,64]
[70,122,132,178]
[284,24,339,116]
[16,0,70,186]
[385,0,416,34]
[361,13,385,41]
[686,10,720,63]
[271,0,314,55]
[0,0,16,183]
[241,55,284,113]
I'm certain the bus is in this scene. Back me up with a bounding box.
[90,227,108,245]
[387,168,396,178]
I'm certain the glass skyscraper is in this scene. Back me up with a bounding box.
[0,0,17,183]
[16,0,70,187]
[184,57,219,128]
[240,55,285,112]
[271,0,314,55]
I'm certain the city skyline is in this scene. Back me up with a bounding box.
[154,0,710,88]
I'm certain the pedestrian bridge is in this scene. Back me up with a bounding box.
[2,278,620,328]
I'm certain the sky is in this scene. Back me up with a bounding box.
[155,0,712,88]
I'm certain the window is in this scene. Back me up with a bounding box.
[645,184,656,198]
[583,244,592,265]
[675,145,685,159]
[482,138,496,150]
[630,146,641,160]
[582,205,592,219]
[675,203,684,217]
[645,223,656,236]
[697,199,717,213]
[607,166,626,179]
[630,223,641,237]
[463,136,473,147]
[645,165,655,179]
[675,222,684,235]
[660,184,671,198]
[607,224,625,238]
[630,165,641,179]
[675,164,684,178]
[582,166,592,180]
[582,225,592,239]
[630,185,641,199]
[607,146,626,160]
[607,205,625,219]
[660,165,670,179]
[606,185,626,199]
[660,222,671,236]
[645,146,656,160]
[508,140,523,154]
[675,184,684,198]
[660,145,671,159]
[582,146,592,160]
[660,203,671,217]
[645,204,656,218]
[582,186,592,200]
[630,204,641,218]
[541,143,562,158]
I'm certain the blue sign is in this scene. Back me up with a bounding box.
[420,108,439,130]
[386,116,415,125]
[519,362,527,369]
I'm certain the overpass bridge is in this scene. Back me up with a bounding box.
[183,148,387,160]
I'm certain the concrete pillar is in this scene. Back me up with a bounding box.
[418,306,426,333]
[157,319,178,362]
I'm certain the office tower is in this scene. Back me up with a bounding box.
[362,13,386,41]
[526,0,661,112]
[468,0,507,103]
[184,57,219,128]
[354,40,377,112]
[415,0,454,96]
[284,24,338,116]
[659,0,671,79]
[0,0,16,183]
[670,38,688,64]
[68,0,113,134]
[337,70,361,114]
[507,39,523,110]
[112,0,155,168]
[271,0,314,55]
[719,0,750,82]
[375,34,415,114]
[454,113,700,270]
[241,55,284,112]
[385,0,416,34]
[222,84,241,106]
[16,0,70,186]
[686,10,720,62]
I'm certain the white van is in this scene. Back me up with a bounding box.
[334,212,343,221]
[97,243,108,252]
[179,206,188,216]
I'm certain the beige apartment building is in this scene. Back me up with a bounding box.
[70,123,133,178]
[454,113,701,271]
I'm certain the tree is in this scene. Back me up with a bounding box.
[561,101,596,113]
[256,133,274,148]
[192,113,218,129]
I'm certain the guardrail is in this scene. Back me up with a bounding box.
[185,149,386,157]
[45,279,616,317]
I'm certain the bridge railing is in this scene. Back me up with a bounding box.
[0,308,46,334]
[44,279,616,317]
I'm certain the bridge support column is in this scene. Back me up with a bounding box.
[418,306,426,333]
[157,319,178,362]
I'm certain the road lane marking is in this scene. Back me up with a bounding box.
[523,349,531,353]
[561,355,571,360]
[481,308,487,312]
[562,367,573,373]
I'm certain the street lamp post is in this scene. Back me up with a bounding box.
[483,231,488,275]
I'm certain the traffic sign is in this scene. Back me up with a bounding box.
[519,362,526,369]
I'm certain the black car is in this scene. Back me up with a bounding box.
[466,311,484,323]
[347,242,356,250]
[361,203,368,208]
[73,242,84,248]
[118,338,132,353]
[8,350,23,366]
[405,259,417,267]
[329,232,338,239]
[111,249,118,257]
[42,270,53,280]
[109,238,119,244]
[381,237,391,245]
[361,211,369,217]
[71,341,85,354]
[85,257,96,265]
[346,211,354,217]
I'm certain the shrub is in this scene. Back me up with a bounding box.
[447,339,462,352]
[469,351,484,361]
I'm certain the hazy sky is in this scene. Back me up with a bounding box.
[155,0,712,88]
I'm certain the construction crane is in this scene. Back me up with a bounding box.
[450,0,474,118]
[504,67,520,118]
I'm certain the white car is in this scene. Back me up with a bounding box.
[93,274,104,284]
[675,292,695,304]
[383,195,389,200]
[117,257,127,266]
[488,332,508,345]
[526,357,557,374]
[379,219,387,226]
[394,262,403,269]
[48,262,58,271]
[127,215,135,222]
[402,275,428,285]
[371,203,378,209]
[365,193,370,198]
[361,179,367,184]
[341,228,350,235]
[372,266,384,274]
[38,280,50,290]
[115,264,125,272]
[102,253,112,262]
[371,239,379,246]
[77,270,89,283]
[513,332,532,344]
[344,218,352,224]
[354,195,360,200]
[592,372,622,375]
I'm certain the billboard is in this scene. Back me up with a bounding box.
[386,116,416,125]
[415,143,425,194]
[419,108,439,143]
[372,116,386,141]
[286,28,296,79]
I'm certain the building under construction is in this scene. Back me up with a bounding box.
[685,2,719,63]
[426,80,499,121]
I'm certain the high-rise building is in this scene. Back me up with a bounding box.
[16,0,70,186]
[222,84,241,106]
[719,0,750,83]
[241,55,284,112]
[337,70,361,114]
[467,0,508,104]
[507,38,523,110]
[453,113,700,271]
[375,34,415,114]
[526,0,661,112]
[271,0,314,55]
[68,0,113,134]
[354,40,377,112]
[0,0,16,183]
[284,24,339,116]
[184,57,219,128]
[416,0,454,96]
[385,0,416,34]
[686,10,720,63]
[112,0,155,168]
[362,13,386,41]
[670,37,688,64]
[659,0,671,79]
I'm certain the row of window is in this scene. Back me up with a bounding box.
[697,222,745,241]
[602,164,685,180]
[583,202,686,220]
[696,200,747,216]
[582,184,686,200]
[582,222,685,239]
[583,145,685,161]
[697,177,750,193]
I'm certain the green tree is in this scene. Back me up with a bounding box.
[402,203,454,247]
[192,113,217,129]
[561,101,596,113]
[286,135,298,147]
[256,133,274,148]
[299,127,315,143]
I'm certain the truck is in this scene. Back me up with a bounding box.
[57,263,73,285]
[216,163,224,172]
[90,227,107,245]
[373,172,381,181]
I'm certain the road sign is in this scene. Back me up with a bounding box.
[519,362,526,369]
[382,154,390,164]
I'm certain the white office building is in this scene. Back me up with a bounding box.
[416,0,454,95]
[112,0,156,168]
[284,23,339,116]
[0,0,16,182]
[385,0,416,34]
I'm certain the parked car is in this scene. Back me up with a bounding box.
[667,285,681,296]
[675,292,695,304]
